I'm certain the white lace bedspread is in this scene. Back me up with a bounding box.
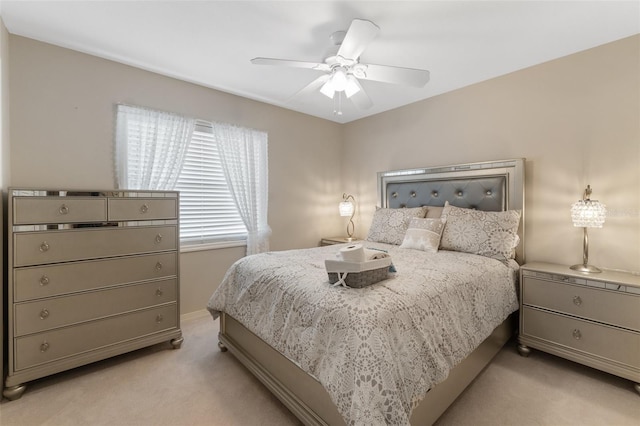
[207,242,519,425]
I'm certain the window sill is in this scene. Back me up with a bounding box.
[180,240,247,253]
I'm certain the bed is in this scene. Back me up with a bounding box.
[207,159,525,425]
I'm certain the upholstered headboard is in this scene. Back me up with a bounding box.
[378,159,525,262]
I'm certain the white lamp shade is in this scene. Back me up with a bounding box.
[339,201,354,217]
[571,199,606,228]
[320,79,335,98]
[332,67,348,91]
[344,76,361,98]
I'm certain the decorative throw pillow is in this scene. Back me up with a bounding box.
[425,206,444,218]
[400,217,446,253]
[366,206,428,245]
[440,201,521,261]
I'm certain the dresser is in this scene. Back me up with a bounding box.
[3,189,183,400]
[518,262,640,394]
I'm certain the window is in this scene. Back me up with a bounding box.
[115,105,269,254]
[175,122,247,248]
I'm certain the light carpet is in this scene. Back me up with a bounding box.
[1,312,638,425]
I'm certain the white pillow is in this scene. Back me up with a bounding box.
[440,201,521,261]
[366,207,428,245]
[400,217,446,253]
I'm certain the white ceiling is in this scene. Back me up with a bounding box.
[2,1,639,123]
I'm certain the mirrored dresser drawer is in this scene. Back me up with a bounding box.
[108,197,178,221]
[13,196,107,225]
[14,225,177,266]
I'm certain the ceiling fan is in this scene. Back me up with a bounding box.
[251,19,430,115]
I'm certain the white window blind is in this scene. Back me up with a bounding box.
[174,121,247,246]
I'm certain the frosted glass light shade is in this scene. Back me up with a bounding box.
[320,80,335,98]
[339,201,354,217]
[571,199,606,228]
[332,68,348,91]
[344,76,361,98]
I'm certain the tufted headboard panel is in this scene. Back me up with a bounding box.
[387,177,506,211]
[378,159,525,262]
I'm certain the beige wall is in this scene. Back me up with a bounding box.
[0,15,7,398]
[343,35,640,273]
[8,36,344,314]
[0,18,8,188]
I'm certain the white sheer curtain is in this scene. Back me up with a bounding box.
[115,104,195,190]
[214,123,271,255]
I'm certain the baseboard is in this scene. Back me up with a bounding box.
[181,309,211,322]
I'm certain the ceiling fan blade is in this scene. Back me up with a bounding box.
[251,57,331,72]
[288,75,330,101]
[337,19,380,61]
[349,80,373,110]
[359,63,430,87]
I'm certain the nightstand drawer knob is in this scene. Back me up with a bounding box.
[39,309,50,320]
[140,204,149,213]
[40,275,50,286]
[40,341,50,352]
[59,204,69,215]
[156,314,164,323]
[572,329,582,340]
[39,242,50,252]
[155,234,163,244]
[573,296,582,306]
[155,288,163,297]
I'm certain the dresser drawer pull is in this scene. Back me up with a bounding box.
[40,341,50,353]
[156,314,164,323]
[155,234,163,244]
[40,275,50,286]
[140,204,149,214]
[572,329,582,340]
[573,296,582,306]
[155,261,163,271]
[39,309,50,320]
[58,204,70,215]
[156,289,163,297]
[39,242,50,252]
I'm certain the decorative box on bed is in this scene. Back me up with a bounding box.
[325,257,391,288]
[209,158,525,426]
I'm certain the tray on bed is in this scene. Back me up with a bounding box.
[325,258,391,288]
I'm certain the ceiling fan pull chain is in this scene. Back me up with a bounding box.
[334,91,343,116]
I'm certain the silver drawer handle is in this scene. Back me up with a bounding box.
[155,234,163,244]
[573,296,582,306]
[572,329,582,340]
[156,314,164,323]
[155,261,163,271]
[40,275,50,286]
[39,242,50,252]
[156,289,163,297]
[140,204,149,214]
[40,341,50,352]
[40,309,50,320]
[59,204,69,215]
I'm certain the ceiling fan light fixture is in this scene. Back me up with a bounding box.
[320,79,336,98]
[331,67,348,91]
[344,76,361,98]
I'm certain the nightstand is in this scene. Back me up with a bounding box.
[320,237,354,246]
[518,262,640,394]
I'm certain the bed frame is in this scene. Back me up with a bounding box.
[218,158,525,425]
